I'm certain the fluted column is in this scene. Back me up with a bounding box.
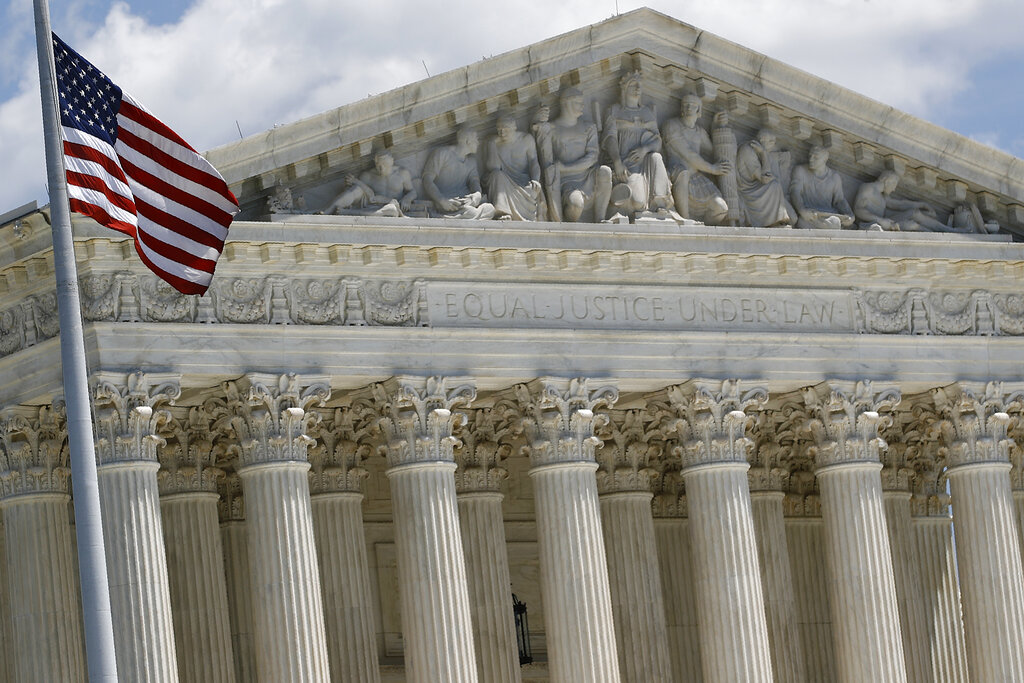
[659,380,772,683]
[747,412,805,683]
[454,407,522,683]
[515,377,621,683]
[0,405,85,682]
[218,474,256,683]
[228,373,332,683]
[374,376,479,683]
[803,381,907,683]
[596,409,671,683]
[158,407,234,683]
[92,371,180,682]
[934,382,1024,681]
[308,404,381,683]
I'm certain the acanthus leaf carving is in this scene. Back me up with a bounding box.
[140,276,197,323]
[453,403,517,493]
[932,381,1024,469]
[363,279,428,327]
[802,380,900,470]
[513,377,618,468]
[0,402,71,498]
[157,405,224,495]
[288,279,345,325]
[595,408,662,494]
[91,371,181,465]
[79,273,122,322]
[373,376,476,468]
[747,409,792,492]
[212,277,275,324]
[308,400,379,494]
[0,305,26,357]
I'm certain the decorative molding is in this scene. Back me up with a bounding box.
[91,371,181,466]
[855,289,1024,336]
[513,377,618,468]
[373,376,476,469]
[802,381,900,470]
[307,401,378,494]
[932,381,1024,469]
[0,403,71,498]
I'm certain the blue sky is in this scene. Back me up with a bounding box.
[1,0,1022,213]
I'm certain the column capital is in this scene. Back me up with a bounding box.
[880,412,915,493]
[596,408,660,494]
[217,471,245,523]
[226,373,331,469]
[0,403,71,498]
[513,377,618,468]
[92,370,180,466]
[373,375,476,469]
[453,405,514,494]
[654,379,767,471]
[747,410,791,492]
[308,401,378,494]
[802,380,900,471]
[1010,417,1024,491]
[933,381,1024,469]
[651,470,687,518]
[157,406,223,496]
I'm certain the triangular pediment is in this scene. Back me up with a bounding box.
[206,8,1024,237]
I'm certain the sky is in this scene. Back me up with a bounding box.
[1,0,1023,214]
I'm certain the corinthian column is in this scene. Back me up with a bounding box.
[374,376,479,683]
[1010,417,1024,564]
[92,371,180,682]
[934,382,1024,682]
[218,473,256,683]
[308,403,381,683]
[158,407,234,683]
[0,405,85,682]
[659,380,772,683]
[228,373,332,683]
[453,406,521,683]
[595,409,672,683]
[803,381,907,683]
[515,377,621,683]
[747,411,805,683]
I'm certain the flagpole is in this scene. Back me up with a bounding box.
[31,1,119,680]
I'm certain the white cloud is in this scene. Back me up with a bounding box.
[1,0,1023,211]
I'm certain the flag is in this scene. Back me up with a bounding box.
[52,32,238,295]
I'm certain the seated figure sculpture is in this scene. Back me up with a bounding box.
[735,128,794,227]
[325,150,416,217]
[854,170,955,232]
[790,144,855,229]
[532,88,613,222]
[486,114,546,221]
[602,71,672,216]
[661,93,730,224]
[421,127,495,220]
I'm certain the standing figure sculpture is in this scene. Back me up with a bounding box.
[854,170,954,232]
[602,71,672,217]
[735,128,794,227]
[662,94,731,224]
[486,114,546,221]
[421,127,495,220]
[325,149,416,217]
[789,144,855,230]
[532,88,613,222]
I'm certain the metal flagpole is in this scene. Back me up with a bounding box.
[31,1,119,679]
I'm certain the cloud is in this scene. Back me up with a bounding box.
[1,0,1022,212]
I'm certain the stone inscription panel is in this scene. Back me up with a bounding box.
[427,282,856,333]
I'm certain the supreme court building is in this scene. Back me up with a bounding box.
[2,8,1024,683]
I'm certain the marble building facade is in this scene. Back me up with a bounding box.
[2,7,1024,683]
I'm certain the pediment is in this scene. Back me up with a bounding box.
[206,8,1024,238]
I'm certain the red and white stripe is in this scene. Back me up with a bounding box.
[62,92,238,295]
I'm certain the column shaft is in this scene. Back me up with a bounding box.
[948,463,1024,681]
[388,462,478,683]
[817,462,907,683]
[786,518,836,681]
[240,462,330,682]
[882,492,931,683]
[98,461,179,682]
[311,493,381,683]
[161,493,235,683]
[458,492,521,683]
[750,491,805,683]
[684,464,772,683]
[2,495,85,682]
[530,461,620,682]
[221,520,256,683]
[911,516,968,683]
[600,492,672,683]
[654,518,702,682]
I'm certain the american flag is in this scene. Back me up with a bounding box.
[53,33,238,295]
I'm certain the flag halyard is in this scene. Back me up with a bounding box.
[52,33,238,295]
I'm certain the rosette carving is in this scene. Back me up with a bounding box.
[157,406,224,495]
[513,377,618,468]
[92,372,180,465]
[595,408,661,494]
[372,376,476,468]
[140,276,196,323]
[212,278,274,324]
[308,400,379,494]
[288,280,344,325]
[0,403,71,498]
[932,381,1024,469]
[801,381,900,470]
[226,373,331,468]
[453,404,517,493]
